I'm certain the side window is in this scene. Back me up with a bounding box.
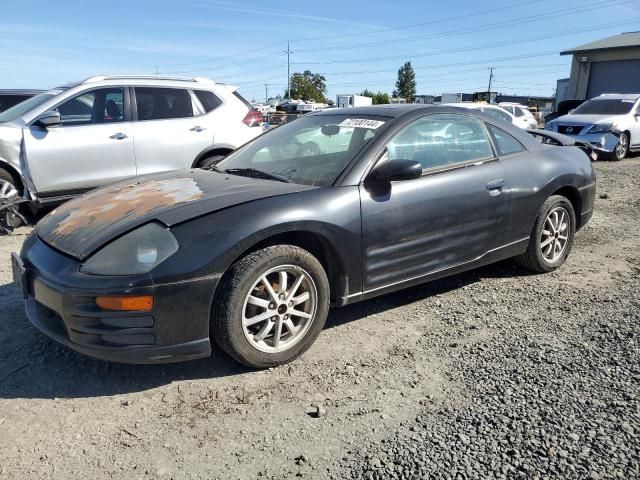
[513,107,525,118]
[134,87,193,121]
[482,107,512,123]
[194,90,222,113]
[387,114,494,171]
[487,125,526,156]
[56,88,125,126]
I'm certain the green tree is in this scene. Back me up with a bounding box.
[287,70,327,102]
[395,62,416,102]
[360,90,390,105]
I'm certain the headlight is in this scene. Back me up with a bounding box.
[81,223,179,275]
[588,123,614,134]
[545,122,555,131]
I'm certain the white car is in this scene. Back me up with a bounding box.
[499,102,538,129]
[545,93,640,160]
[0,75,263,231]
[447,103,530,129]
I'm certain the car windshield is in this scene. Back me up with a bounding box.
[572,99,636,115]
[0,92,57,123]
[216,114,387,187]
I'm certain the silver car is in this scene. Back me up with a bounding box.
[0,75,263,232]
[545,93,640,161]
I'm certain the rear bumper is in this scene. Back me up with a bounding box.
[18,234,215,364]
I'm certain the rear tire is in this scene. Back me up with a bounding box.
[515,195,575,273]
[198,153,227,170]
[0,169,22,234]
[211,245,330,368]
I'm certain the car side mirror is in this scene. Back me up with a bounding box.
[34,110,61,128]
[369,159,423,182]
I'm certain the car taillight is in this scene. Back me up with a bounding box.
[243,109,263,127]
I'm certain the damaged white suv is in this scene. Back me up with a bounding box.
[0,75,263,232]
[545,93,640,161]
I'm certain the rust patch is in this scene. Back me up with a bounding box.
[48,177,203,239]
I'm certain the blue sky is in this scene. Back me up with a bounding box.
[2,0,639,101]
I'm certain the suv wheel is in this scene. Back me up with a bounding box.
[0,169,21,234]
[198,154,227,170]
[211,245,330,368]
[612,132,629,161]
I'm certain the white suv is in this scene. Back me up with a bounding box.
[0,75,263,230]
[498,102,538,129]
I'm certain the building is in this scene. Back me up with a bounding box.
[413,95,435,104]
[561,31,640,100]
[555,78,570,106]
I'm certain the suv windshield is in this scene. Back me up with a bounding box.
[0,92,57,123]
[572,99,637,115]
[217,114,387,187]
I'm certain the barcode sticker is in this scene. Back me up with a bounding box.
[337,118,386,129]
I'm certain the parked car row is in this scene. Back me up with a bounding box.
[0,75,263,231]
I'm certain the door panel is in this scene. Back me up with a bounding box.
[24,87,136,194]
[360,113,509,292]
[360,161,507,290]
[132,87,213,175]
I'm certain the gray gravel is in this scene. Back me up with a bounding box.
[343,159,640,479]
[0,159,638,479]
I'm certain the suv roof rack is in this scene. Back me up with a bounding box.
[81,75,213,84]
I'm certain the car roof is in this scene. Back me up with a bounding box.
[55,75,228,91]
[313,103,516,118]
[593,93,640,101]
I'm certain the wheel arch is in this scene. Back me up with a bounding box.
[551,185,582,228]
[213,229,350,308]
[0,160,25,193]
[191,145,235,168]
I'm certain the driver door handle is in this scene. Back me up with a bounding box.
[190,126,206,132]
[486,179,505,195]
[109,132,128,140]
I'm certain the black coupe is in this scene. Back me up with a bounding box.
[13,105,596,367]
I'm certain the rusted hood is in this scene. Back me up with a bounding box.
[36,170,316,260]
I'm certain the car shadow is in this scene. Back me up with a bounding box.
[0,260,530,400]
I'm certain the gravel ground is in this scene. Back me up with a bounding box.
[0,159,638,479]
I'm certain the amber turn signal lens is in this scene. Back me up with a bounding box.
[96,295,154,311]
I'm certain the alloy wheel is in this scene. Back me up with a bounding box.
[540,206,570,262]
[616,133,629,160]
[0,178,19,233]
[242,265,317,353]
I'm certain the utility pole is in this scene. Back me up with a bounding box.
[265,84,269,103]
[487,67,494,103]
[154,66,159,76]
[286,41,292,101]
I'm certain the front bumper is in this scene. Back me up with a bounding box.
[16,234,216,364]
[552,130,620,154]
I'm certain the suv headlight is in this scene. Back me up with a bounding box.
[81,223,179,275]
[545,122,555,131]
[588,123,614,134]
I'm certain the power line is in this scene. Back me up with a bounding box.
[290,0,548,42]
[293,0,629,54]
[291,18,639,66]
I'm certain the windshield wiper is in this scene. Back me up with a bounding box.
[222,168,290,183]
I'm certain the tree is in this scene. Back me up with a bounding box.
[360,90,390,105]
[287,70,327,103]
[395,62,416,102]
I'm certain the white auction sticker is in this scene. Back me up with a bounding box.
[337,118,386,129]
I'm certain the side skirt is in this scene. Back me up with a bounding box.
[341,238,529,305]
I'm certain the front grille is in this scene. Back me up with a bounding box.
[557,125,584,135]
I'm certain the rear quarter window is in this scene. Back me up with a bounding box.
[194,90,223,113]
[487,124,526,156]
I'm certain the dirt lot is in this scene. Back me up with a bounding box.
[0,159,638,479]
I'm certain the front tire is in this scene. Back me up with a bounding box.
[0,169,22,234]
[211,245,330,368]
[198,153,227,170]
[610,132,629,161]
[515,195,576,273]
